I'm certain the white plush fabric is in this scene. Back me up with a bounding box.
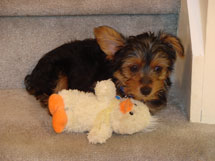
[1,88,215,160]
[56,80,154,144]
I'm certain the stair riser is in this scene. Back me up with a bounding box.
[0,15,178,89]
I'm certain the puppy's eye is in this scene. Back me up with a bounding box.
[154,66,162,73]
[130,65,139,72]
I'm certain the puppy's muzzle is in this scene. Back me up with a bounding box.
[140,76,152,96]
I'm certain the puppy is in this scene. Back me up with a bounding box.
[25,26,184,114]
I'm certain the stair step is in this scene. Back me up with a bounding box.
[0,0,180,16]
[0,0,181,89]
[0,14,178,89]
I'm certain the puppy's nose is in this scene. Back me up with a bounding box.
[140,87,152,96]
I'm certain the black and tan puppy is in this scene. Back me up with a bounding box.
[25,26,184,114]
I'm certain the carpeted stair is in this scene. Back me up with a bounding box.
[1,0,215,160]
[0,0,180,89]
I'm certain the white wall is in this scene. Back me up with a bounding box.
[199,0,208,47]
[176,0,215,124]
[201,0,215,124]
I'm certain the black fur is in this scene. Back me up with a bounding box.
[25,26,184,113]
[25,39,114,106]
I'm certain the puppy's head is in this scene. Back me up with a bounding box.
[94,26,184,113]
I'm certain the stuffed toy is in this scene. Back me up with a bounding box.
[48,79,156,144]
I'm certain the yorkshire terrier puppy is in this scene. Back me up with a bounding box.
[25,26,184,114]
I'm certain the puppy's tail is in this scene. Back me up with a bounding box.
[24,74,35,95]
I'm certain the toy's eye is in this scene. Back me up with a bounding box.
[134,103,137,106]
[130,65,139,72]
[129,111,134,115]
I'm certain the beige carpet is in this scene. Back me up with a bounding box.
[0,15,178,89]
[0,88,215,161]
[0,0,180,16]
[0,0,179,89]
[1,0,215,160]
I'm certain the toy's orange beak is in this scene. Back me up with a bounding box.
[120,99,133,114]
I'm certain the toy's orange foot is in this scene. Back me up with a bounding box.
[48,94,68,133]
[49,94,64,115]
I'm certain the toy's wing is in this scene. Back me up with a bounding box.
[87,108,112,144]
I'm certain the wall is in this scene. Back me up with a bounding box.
[201,0,215,124]
[174,0,192,120]
[199,0,208,47]
[176,0,215,124]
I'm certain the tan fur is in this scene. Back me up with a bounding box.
[150,56,170,80]
[36,94,49,108]
[94,26,125,59]
[54,75,68,93]
[160,33,184,57]
[113,55,170,113]
[123,75,165,101]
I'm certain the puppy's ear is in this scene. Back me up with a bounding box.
[94,26,125,60]
[159,33,184,58]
